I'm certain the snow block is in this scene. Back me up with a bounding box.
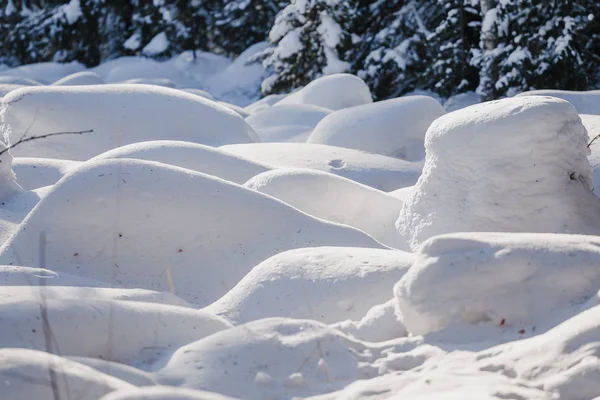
[395,232,600,335]
[0,159,382,305]
[0,84,259,160]
[397,96,600,250]
[276,73,372,110]
[245,168,405,248]
[308,96,445,161]
[205,247,413,324]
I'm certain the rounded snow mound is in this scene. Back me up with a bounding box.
[0,83,26,97]
[12,157,80,190]
[244,93,287,114]
[182,88,216,101]
[0,295,230,364]
[157,318,369,400]
[0,159,382,305]
[0,76,42,86]
[516,89,600,115]
[0,84,258,160]
[308,96,445,161]
[205,247,413,325]
[221,143,422,191]
[397,96,600,250]
[90,141,270,185]
[121,77,177,88]
[395,232,600,336]
[245,104,331,143]
[101,387,240,400]
[245,168,405,248]
[276,73,372,110]
[0,61,85,84]
[52,71,106,86]
[0,348,133,400]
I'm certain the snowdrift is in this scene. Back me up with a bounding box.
[308,96,445,161]
[0,61,85,84]
[52,71,106,86]
[90,141,270,185]
[221,143,422,191]
[517,89,600,115]
[205,247,413,325]
[0,159,382,305]
[0,295,230,364]
[101,387,239,400]
[245,168,405,247]
[245,104,331,143]
[398,96,600,250]
[157,318,370,400]
[275,74,373,110]
[12,157,80,190]
[395,232,600,336]
[0,349,133,400]
[0,85,258,160]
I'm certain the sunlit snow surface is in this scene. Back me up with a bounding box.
[1,58,600,400]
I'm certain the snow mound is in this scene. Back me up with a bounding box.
[244,93,287,114]
[0,61,85,84]
[0,296,230,364]
[397,96,600,250]
[0,265,113,287]
[98,57,193,86]
[245,168,405,248]
[182,88,216,100]
[1,85,258,160]
[90,141,270,185]
[216,101,250,118]
[246,104,331,143]
[395,232,600,336]
[0,348,133,400]
[157,318,370,400]
[221,143,422,191]
[332,299,408,342]
[308,96,445,161]
[67,356,157,386]
[0,83,27,97]
[443,91,481,112]
[101,387,239,400]
[0,76,42,86]
[517,89,600,115]
[121,77,177,88]
[52,71,106,86]
[206,247,412,325]
[0,159,382,305]
[276,74,372,110]
[12,157,80,190]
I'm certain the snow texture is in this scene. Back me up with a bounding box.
[221,143,422,191]
[276,74,373,110]
[398,96,600,250]
[205,247,413,324]
[0,85,258,160]
[517,90,600,115]
[308,96,445,160]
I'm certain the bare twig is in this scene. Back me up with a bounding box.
[0,129,94,157]
[588,133,600,148]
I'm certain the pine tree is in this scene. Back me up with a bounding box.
[422,0,481,100]
[213,0,287,56]
[350,0,434,100]
[256,0,358,95]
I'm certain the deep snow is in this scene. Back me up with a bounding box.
[1,58,600,400]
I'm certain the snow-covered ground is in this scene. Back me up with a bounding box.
[1,56,600,400]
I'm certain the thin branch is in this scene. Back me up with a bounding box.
[588,133,600,148]
[0,129,94,157]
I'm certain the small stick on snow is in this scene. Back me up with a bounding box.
[587,134,600,148]
[0,129,94,157]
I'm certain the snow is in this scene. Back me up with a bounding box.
[221,143,422,191]
[308,96,445,160]
[0,159,381,306]
[205,247,413,325]
[0,85,258,160]
[3,55,600,400]
[398,96,600,251]
[275,74,373,110]
[245,168,406,248]
[0,348,133,399]
[90,141,270,185]
[516,89,600,115]
[245,104,331,142]
[395,232,600,336]
[52,70,106,85]
[142,32,170,56]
